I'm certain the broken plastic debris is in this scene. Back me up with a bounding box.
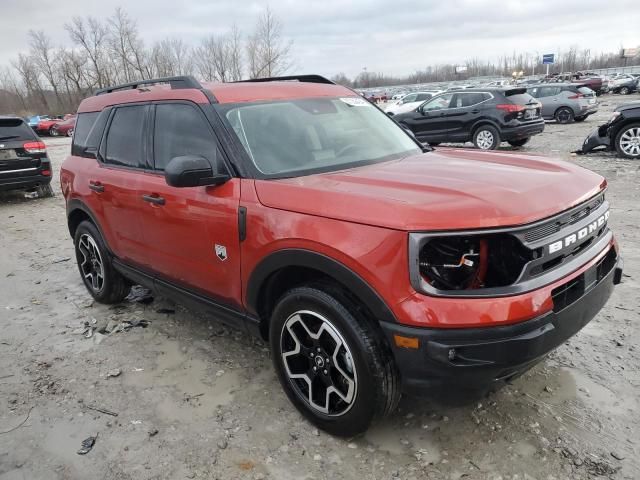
[125,286,154,304]
[77,435,97,455]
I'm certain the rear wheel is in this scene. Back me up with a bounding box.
[49,126,57,136]
[74,220,130,304]
[269,286,400,436]
[67,128,74,137]
[36,184,54,198]
[507,138,530,147]
[620,86,630,95]
[473,125,500,150]
[554,107,574,124]
[614,123,640,159]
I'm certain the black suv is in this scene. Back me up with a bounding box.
[394,87,544,149]
[0,117,53,196]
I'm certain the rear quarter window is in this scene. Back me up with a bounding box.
[0,118,37,142]
[71,112,100,157]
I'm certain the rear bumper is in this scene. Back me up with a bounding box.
[501,120,545,141]
[381,253,622,395]
[0,173,51,192]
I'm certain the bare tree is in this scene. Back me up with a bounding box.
[12,53,49,111]
[65,16,111,89]
[107,7,150,82]
[247,6,292,78]
[228,24,243,81]
[28,30,64,110]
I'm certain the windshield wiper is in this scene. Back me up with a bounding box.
[0,135,20,140]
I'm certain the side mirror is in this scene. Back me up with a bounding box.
[165,155,229,188]
[83,146,98,159]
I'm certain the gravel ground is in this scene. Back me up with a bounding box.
[1,97,639,480]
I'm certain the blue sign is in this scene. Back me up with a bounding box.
[542,54,555,65]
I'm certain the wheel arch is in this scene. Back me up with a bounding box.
[471,119,500,137]
[66,199,111,253]
[245,249,398,339]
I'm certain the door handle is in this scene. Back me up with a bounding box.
[142,194,165,206]
[470,110,480,114]
[88,181,104,193]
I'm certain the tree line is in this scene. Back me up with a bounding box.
[333,47,640,89]
[0,6,292,116]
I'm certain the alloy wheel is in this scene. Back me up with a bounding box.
[78,233,105,292]
[619,127,640,157]
[556,109,573,124]
[280,310,357,416]
[476,130,494,149]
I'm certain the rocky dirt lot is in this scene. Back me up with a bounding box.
[1,98,639,480]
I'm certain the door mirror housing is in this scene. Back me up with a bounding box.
[164,155,229,188]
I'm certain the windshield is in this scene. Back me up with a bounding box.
[222,96,421,177]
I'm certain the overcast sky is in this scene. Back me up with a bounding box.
[1,0,638,78]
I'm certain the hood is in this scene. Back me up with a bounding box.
[254,149,606,231]
[616,101,640,113]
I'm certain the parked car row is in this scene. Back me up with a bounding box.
[25,114,76,136]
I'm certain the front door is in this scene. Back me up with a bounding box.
[403,93,454,142]
[137,101,242,308]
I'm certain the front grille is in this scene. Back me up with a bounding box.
[551,248,616,312]
[524,194,605,243]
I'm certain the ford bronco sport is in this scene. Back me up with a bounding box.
[61,75,622,437]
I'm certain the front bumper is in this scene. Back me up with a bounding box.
[581,125,610,153]
[381,252,622,395]
[501,120,545,141]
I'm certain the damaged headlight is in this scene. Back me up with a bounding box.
[608,111,621,123]
[409,232,534,296]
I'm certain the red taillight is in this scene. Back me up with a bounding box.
[41,170,51,176]
[23,141,46,154]
[496,104,525,113]
[568,93,584,99]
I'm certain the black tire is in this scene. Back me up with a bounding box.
[49,126,57,136]
[472,125,500,150]
[67,128,74,137]
[74,220,130,304]
[269,285,400,437]
[507,138,530,147]
[574,116,587,123]
[620,86,630,95]
[614,122,640,159]
[554,107,574,124]
[36,183,54,198]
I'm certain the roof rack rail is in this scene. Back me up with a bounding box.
[236,75,335,85]
[94,76,203,96]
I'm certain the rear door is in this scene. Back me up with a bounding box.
[440,92,490,140]
[93,105,150,267]
[137,101,242,308]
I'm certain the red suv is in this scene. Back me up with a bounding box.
[61,75,622,436]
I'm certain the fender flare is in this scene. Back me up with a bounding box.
[66,199,112,252]
[245,249,398,325]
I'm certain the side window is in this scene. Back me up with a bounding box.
[528,88,539,98]
[104,106,146,168]
[415,93,432,102]
[153,103,223,172]
[71,112,99,157]
[422,93,454,111]
[402,93,417,103]
[458,92,489,107]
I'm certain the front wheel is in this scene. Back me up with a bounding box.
[74,221,131,304]
[620,86,630,95]
[67,128,74,137]
[473,125,500,150]
[269,286,400,436]
[508,138,530,147]
[614,123,640,159]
